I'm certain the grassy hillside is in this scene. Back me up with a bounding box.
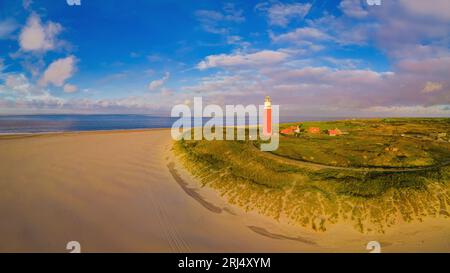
[272,118,450,168]
[174,118,450,233]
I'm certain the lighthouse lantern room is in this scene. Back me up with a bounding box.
[263,96,272,136]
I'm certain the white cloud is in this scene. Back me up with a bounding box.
[39,56,77,87]
[160,87,173,97]
[24,92,65,108]
[19,13,62,52]
[399,0,450,21]
[148,72,170,91]
[301,15,374,46]
[182,74,246,94]
[365,105,450,116]
[262,66,393,88]
[369,2,450,60]
[197,50,289,70]
[422,81,443,93]
[271,27,331,43]
[0,18,18,39]
[256,2,312,27]
[226,35,250,48]
[396,57,450,76]
[63,83,78,93]
[339,0,368,18]
[195,4,244,34]
[222,3,245,22]
[5,74,31,93]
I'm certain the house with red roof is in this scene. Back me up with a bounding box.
[327,128,343,136]
[308,127,320,134]
[280,126,297,135]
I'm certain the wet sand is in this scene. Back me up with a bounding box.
[0,129,449,252]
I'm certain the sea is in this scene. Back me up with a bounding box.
[0,114,345,134]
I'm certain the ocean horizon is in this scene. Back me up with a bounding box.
[0,114,353,134]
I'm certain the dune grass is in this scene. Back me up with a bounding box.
[175,118,450,233]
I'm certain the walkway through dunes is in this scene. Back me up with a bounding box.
[250,144,450,173]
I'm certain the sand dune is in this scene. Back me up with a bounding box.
[0,129,449,252]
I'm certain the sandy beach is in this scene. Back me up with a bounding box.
[0,129,449,252]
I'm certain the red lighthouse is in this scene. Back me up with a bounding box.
[263,96,272,136]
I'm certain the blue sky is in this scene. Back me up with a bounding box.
[0,0,449,116]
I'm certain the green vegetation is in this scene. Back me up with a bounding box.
[175,118,450,233]
[272,118,450,168]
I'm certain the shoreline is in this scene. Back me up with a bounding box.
[0,127,171,137]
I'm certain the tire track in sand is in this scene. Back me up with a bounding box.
[143,144,191,252]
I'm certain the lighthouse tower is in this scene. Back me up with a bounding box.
[263,96,272,136]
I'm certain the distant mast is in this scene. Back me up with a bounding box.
[263,96,272,136]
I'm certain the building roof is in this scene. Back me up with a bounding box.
[280,126,297,135]
[327,128,342,136]
[308,127,320,133]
